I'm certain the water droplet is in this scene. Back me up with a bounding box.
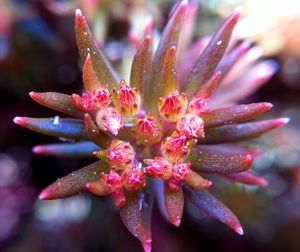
[217,40,223,46]
[53,116,60,125]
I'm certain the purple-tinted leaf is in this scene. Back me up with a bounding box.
[83,53,101,93]
[120,190,152,252]
[29,91,85,119]
[164,182,184,227]
[188,145,253,174]
[224,171,268,186]
[39,161,109,200]
[13,117,88,140]
[216,41,251,79]
[75,9,119,91]
[32,141,99,158]
[213,60,278,105]
[145,0,188,115]
[184,10,240,99]
[195,71,221,99]
[185,187,244,235]
[203,102,273,128]
[130,36,152,96]
[203,118,289,144]
[84,113,112,148]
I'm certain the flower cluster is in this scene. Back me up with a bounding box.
[14,1,288,251]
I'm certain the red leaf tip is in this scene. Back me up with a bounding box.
[13,116,26,125]
[38,190,53,200]
[235,226,244,236]
[276,117,290,126]
[75,8,83,17]
[32,146,44,154]
[142,240,152,252]
[245,154,253,166]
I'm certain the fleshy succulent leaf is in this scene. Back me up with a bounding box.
[185,187,244,235]
[194,71,221,99]
[32,141,100,158]
[184,10,240,99]
[83,53,101,93]
[13,117,88,140]
[145,0,188,115]
[202,118,289,144]
[203,102,273,128]
[29,92,85,119]
[188,146,253,174]
[75,9,119,91]
[224,171,268,186]
[84,113,112,148]
[120,190,152,252]
[130,36,152,96]
[164,182,184,227]
[39,161,109,200]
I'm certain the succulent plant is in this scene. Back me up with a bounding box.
[13,1,289,251]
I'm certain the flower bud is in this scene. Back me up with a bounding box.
[107,140,135,169]
[113,80,141,117]
[172,161,191,180]
[112,189,126,206]
[188,97,210,116]
[161,131,197,163]
[176,113,205,138]
[132,115,162,145]
[92,84,112,108]
[122,166,146,190]
[95,106,124,135]
[100,169,122,192]
[158,92,187,122]
[144,157,173,180]
[72,93,95,111]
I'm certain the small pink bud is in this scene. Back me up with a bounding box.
[122,166,146,190]
[158,92,187,122]
[167,178,182,191]
[113,80,141,117]
[144,157,173,180]
[107,140,135,169]
[95,106,124,135]
[132,115,162,145]
[100,169,122,192]
[112,189,126,207]
[188,97,210,116]
[71,93,95,111]
[176,113,205,138]
[172,161,191,180]
[92,84,112,108]
[161,131,197,163]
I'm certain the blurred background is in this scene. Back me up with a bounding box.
[1,0,300,251]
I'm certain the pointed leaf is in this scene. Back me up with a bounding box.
[184,10,240,99]
[84,114,112,148]
[203,118,289,144]
[120,190,152,252]
[224,171,268,186]
[195,71,221,99]
[145,0,188,115]
[185,187,244,235]
[33,141,100,158]
[203,102,273,128]
[164,182,184,227]
[39,161,109,200]
[130,36,152,96]
[13,117,88,140]
[83,53,101,93]
[75,9,119,91]
[29,91,85,119]
[188,146,253,174]
[216,41,251,79]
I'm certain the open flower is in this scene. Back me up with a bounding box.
[14,2,288,252]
